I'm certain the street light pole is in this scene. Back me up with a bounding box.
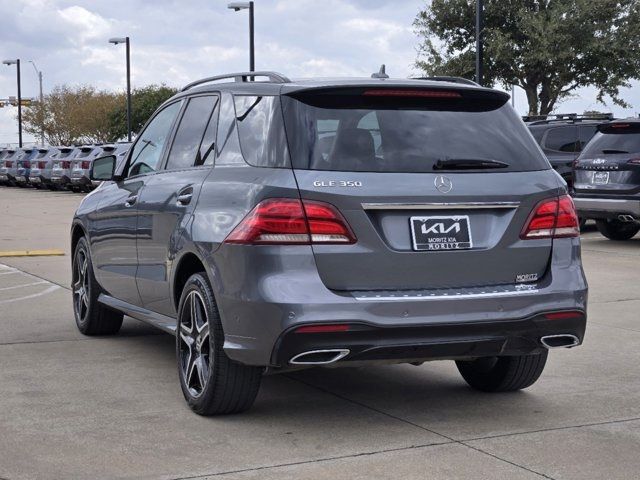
[109,36,132,141]
[3,58,22,147]
[475,0,484,86]
[228,2,255,72]
[29,61,44,147]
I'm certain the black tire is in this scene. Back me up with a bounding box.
[456,351,548,392]
[72,237,123,335]
[578,217,587,230]
[176,273,262,415]
[595,219,640,241]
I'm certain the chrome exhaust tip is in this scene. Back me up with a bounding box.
[289,349,350,365]
[617,214,637,223]
[540,334,580,349]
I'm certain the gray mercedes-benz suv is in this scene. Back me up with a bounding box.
[71,72,588,415]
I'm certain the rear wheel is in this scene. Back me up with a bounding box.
[176,273,262,415]
[72,237,123,335]
[595,219,640,240]
[456,351,548,392]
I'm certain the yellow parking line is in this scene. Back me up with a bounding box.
[0,249,65,257]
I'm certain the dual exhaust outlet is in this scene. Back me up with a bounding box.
[617,214,638,223]
[288,335,580,365]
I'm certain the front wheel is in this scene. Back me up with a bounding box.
[595,219,640,241]
[176,273,262,415]
[72,237,123,335]
[456,351,548,392]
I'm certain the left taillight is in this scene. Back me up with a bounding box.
[224,198,356,245]
[61,161,71,169]
[81,160,91,169]
[5,160,13,168]
[521,195,580,240]
[38,161,46,169]
[22,160,30,168]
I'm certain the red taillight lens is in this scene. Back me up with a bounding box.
[225,198,356,245]
[61,161,71,169]
[363,89,462,98]
[81,161,91,169]
[38,161,46,169]
[5,161,12,168]
[521,195,579,240]
[295,324,351,334]
[22,160,31,168]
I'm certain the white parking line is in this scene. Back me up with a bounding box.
[0,281,48,291]
[0,285,61,305]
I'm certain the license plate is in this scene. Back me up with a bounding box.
[592,171,609,184]
[16,176,26,182]
[410,215,473,251]
[30,177,40,183]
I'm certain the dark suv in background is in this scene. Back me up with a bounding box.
[526,114,613,190]
[573,118,640,240]
[71,71,587,415]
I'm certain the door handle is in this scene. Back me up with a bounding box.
[177,193,193,205]
[124,195,138,207]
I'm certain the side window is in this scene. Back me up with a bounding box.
[199,100,220,166]
[234,95,290,168]
[544,126,578,152]
[128,101,181,177]
[165,96,218,170]
[577,125,598,151]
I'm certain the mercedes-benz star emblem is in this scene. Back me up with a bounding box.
[434,175,453,193]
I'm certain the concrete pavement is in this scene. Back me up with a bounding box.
[0,186,638,479]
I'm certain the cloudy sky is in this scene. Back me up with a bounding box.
[1,0,639,145]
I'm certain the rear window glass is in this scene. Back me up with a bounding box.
[281,90,548,173]
[77,148,95,158]
[58,150,74,158]
[582,128,640,156]
[544,126,577,152]
[234,95,290,168]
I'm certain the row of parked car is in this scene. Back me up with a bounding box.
[0,143,130,192]
[525,113,640,241]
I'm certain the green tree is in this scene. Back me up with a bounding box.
[22,85,124,145]
[414,0,640,115]
[108,84,178,140]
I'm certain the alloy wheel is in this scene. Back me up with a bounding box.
[72,249,90,322]
[179,290,211,398]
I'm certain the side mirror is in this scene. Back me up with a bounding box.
[90,155,116,181]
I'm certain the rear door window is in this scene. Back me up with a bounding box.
[544,126,578,152]
[282,89,548,173]
[165,96,218,170]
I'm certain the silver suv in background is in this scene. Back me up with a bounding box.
[71,71,588,415]
[50,147,79,189]
[574,118,640,240]
[28,147,59,189]
[72,143,131,191]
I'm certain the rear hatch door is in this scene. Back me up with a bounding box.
[282,85,559,291]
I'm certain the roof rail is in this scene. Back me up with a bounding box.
[524,113,614,125]
[413,76,480,87]
[181,71,291,92]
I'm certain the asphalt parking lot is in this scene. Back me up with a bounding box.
[0,186,639,480]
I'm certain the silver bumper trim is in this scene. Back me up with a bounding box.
[573,197,640,216]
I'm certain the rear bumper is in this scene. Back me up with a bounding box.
[573,196,640,219]
[50,174,70,185]
[210,238,588,367]
[271,313,586,369]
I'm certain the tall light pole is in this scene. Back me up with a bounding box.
[475,0,484,86]
[109,36,132,141]
[228,2,255,72]
[29,61,44,146]
[2,59,22,147]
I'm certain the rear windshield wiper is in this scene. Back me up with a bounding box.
[601,149,629,154]
[434,158,509,170]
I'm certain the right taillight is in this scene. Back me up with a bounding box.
[61,161,71,169]
[225,198,356,245]
[5,160,13,168]
[521,195,579,240]
[38,161,46,169]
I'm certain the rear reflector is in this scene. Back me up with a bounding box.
[225,198,356,245]
[544,311,584,320]
[295,324,350,334]
[521,195,579,239]
[363,89,462,98]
